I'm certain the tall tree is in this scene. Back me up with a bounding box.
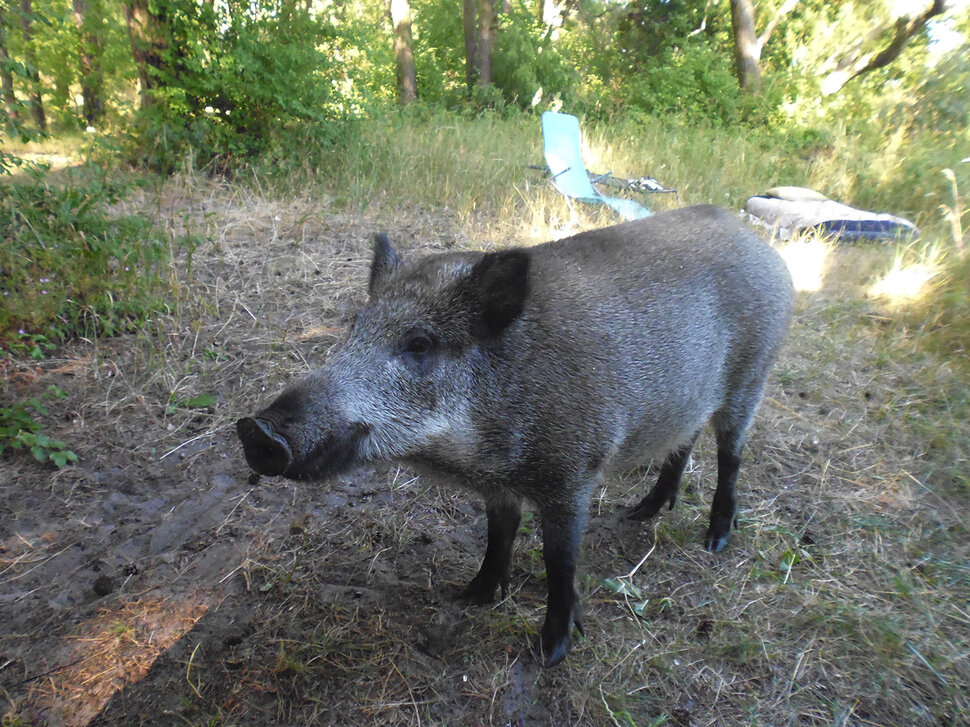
[0,7,19,125]
[19,0,46,131]
[476,0,495,86]
[122,0,167,108]
[462,0,496,93]
[73,0,105,123]
[389,0,417,104]
[729,0,799,93]
[462,0,477,90]
[729,0,761,92]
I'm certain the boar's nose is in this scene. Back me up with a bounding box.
[236,417,293,477]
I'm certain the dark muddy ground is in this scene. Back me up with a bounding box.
[2,184,967,726]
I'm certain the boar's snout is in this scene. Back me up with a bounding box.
[237,416,293,477]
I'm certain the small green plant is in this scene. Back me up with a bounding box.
[165,393,217,416]
[5,331,55,360]
[108,621,135,637]
[2,710,30,727]
[0,385,78,467]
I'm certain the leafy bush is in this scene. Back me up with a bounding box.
[621,43,744,125]
[0,385,78,467]
[0,167,196,341]
[492,5,580,109]
[126,0,337,171]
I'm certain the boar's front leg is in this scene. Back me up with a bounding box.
[536,503,586,668]
[459,495,522,605]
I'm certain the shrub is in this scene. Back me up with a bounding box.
[125,0,337,172]
[0,167,196,341]
[0,385,78,468]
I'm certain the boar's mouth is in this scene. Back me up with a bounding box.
[237,417,369,481]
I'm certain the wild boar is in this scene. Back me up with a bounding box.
[237,205,795,667]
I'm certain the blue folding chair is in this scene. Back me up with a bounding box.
[541,111,653,221]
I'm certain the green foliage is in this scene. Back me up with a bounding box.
[622,42,743,124]
[5,331,55,360]
[492,4,580,109]
[0,0,131,132]
[126,0,337,171]
[783,21,970,223]
[0,167,196,341]
[166,392,217,415]
[0,384,77,467]
[409,0,474,107]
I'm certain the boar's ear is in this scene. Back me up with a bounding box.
[467,250,530,339]
[369,233,401,297]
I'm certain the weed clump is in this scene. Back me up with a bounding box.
[0,168,197,342]
[1,166,198,467]
[0,385,77,467]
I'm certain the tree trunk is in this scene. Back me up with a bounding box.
[390,0,417,104]
[73,0,105,124]
[123,0,167,108]
[462,0,477,91]
[729,0,762,93]
[476,0,495,86]
[820,0,946,95]
[0,7,19,125]
[19,0,46,132]
[475,0,497,88]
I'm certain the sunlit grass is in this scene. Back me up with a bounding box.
[1,132,94,176]
[34,596,210,726]
[870,260,942,303]
[775,234,835,292]
[869,240,945,306]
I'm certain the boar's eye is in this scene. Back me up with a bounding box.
[402,332,433,355]
[396,330,438,369]
[407,337,430,354]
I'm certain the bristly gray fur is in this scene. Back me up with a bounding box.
[238,204,795,668]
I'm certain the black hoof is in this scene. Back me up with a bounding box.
[456,584,494,606]
[704,530,730,553]
[704,515,736,553]
[535,635,569,668]
[456,574,507,606]
[628,492,676,521]
[535,604,584,668]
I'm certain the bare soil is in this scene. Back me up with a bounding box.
[2,181,967,726]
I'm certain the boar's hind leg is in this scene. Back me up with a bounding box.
[628,432,701,521]
[705,424,747,553]
[537,504,586,668]
[459,496,522,605]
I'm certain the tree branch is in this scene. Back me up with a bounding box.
[821,0,946,95]
[757,0,800,51]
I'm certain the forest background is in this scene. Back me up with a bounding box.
[2,0,969,350]
[1,0,968,196]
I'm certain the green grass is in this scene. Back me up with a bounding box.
[0,163,201,468]
[234,107,970,251]
[0,165,198,342]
